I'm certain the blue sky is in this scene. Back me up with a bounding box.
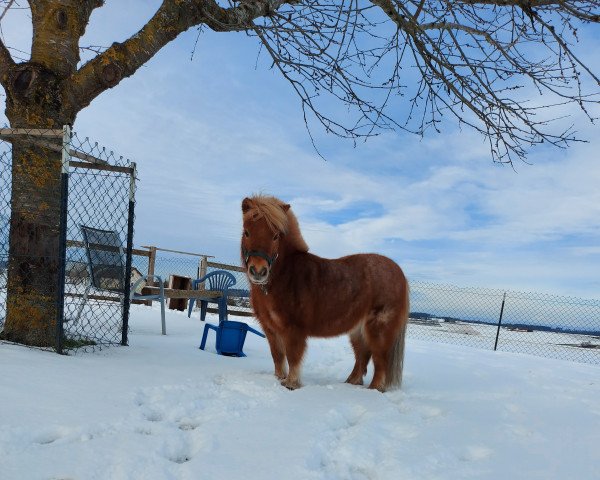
[2,1,600,299]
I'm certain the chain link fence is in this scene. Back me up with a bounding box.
[0,127,136,353]
[63,132,136,351]
[409,280,600,364]
[2,130,597,365]
[136,255,598,365]
[124,253,600,365]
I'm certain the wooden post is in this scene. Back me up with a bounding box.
[198,256,208,291]
[146,246,157,306]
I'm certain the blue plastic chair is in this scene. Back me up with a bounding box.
[200,320,266,357]
[187,270,236,322]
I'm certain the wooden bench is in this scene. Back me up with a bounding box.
[143,287,222,299]
[143,286,253,318]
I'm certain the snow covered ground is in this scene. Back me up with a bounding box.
[1,305,599,480]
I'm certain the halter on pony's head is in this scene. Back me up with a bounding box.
[242,247,278,268]
[241,195,289,269]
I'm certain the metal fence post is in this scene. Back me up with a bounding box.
[494,292,507,351]
[55,125,71,354]
[121,162,136,346]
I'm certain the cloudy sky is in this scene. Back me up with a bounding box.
[2,1,600,299]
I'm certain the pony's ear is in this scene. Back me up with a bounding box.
[282,203,291,213]
[242,197,252,213]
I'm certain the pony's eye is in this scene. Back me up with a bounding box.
[273,232,280,241]
[244,230,250,238]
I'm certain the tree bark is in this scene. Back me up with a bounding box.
[1,60,71,347]
[3,140,63,347]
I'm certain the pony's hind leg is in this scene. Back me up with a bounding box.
[345,328,371,386]
[364,313,396,392]
[368,350,389,392]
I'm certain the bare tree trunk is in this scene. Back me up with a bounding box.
[3,139,63,347]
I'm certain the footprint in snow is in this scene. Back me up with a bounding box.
[418,405,444,419]
[34,427,69,445]
[460,445,493,462]
[178,419,200,431]
[134,425,153,436]
[308,407,387,479]
[142,408,163,423]
[161,434,193,464]
[326,404,367,430]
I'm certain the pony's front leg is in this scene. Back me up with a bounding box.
[264,328,287,380]
[281,332,307,390]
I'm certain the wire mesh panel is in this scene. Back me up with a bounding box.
[206,260,252,317]
[152,254,203,281]
[0,127,136,353]
[0,136,12,334]
[63,132,136,350]
[496,291,600,363]
[408,280,505,351]
[408,280,600,364]
[131,252,149,282]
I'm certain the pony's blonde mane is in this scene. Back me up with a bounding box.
[243,195,309,253]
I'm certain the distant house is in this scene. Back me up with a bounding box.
[131,267,145,294]
[508,327,533,332]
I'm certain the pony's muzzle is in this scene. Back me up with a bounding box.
[248,264,269,284]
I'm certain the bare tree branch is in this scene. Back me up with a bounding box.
[0,0,18,81]
[0,38,15,84]
[0,0,17,23]
[357,0,600,162]
[66,0,295,111]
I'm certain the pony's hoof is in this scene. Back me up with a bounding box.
[368,384,386,393]
[345,377,364,386]
[275,371,287,380]
[281,378,302,390]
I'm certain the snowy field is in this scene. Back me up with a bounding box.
[408,320,600,365]
[1,305,599,480]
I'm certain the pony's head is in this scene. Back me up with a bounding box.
[241,195,308,285]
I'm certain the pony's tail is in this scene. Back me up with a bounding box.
[385,279,410,390]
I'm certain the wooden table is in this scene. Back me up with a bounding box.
[143,287,254,318]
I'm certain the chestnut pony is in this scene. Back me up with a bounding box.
[241,195,410,392]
